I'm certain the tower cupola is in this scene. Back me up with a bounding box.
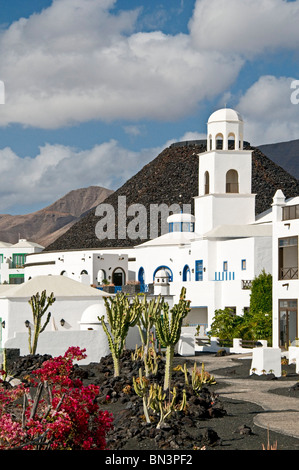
[207,108,244,151]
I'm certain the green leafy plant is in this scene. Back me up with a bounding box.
[28,291,56,355]
[249,270,272,315]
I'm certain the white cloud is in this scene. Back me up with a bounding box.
[0,140,160,213]
[0,0,243,128]
[237,75,299,145]
[189,0,299,57]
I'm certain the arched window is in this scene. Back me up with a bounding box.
[226,169,239,193]
[216,133,224,150]
[204,171,210,194]
[182,265,191,282]
[138,267,145,285]
[228,132,236,149]
[97,269,106,285]
[60,270,67,276]
[112,267,126,286]
[80,270,88,275]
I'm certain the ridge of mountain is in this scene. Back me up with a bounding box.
[44,141,299,252]
[258,139,299,179]
[0,186,113,246]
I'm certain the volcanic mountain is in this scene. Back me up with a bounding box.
[44,142,299,252]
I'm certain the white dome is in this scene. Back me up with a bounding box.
[208,108,243,124]
[167,213,195,224]
[80,303,106,325]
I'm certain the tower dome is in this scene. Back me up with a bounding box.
[207,108,244,151]
[208,108,243,124]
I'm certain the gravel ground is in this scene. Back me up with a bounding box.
[80,352,299,452]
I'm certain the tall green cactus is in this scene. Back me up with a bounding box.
[137,294,164,376]
[28,290,56,355]
[154,287,191,391]
[99,293,142,377]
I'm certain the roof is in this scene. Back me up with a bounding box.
[135,231,201,248]
[203,224,272,239]
[167,213,195,223]
[13,239,44,249]
[0,241,13,247]
[0,275,112,299]
[208,108,243,123]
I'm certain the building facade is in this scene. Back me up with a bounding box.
[22,108,273,335]
[272,191,299,349]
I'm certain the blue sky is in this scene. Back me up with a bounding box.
[0,0,298,214]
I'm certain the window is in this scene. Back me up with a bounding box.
[241,259,246,270]
[226,169,239,193]
[169,222,194,233]
[204,171,210,195]
[0,254,3,266]
[216,133,223,150]
[282,204,299,221]
[279,299,298,348]
[9,274,24,284]
[225,306,236,314]
[228,132,236,149]
[223,261,228,272]
[195,260,203,281]
[12,253,26,268]
[278,236,298,280]
[182,265,191,282]
[138,267,145,285]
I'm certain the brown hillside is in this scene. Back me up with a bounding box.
[0,186,113,246]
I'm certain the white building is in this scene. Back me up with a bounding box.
[24,248,129,288]
[22,108,273,336]
[271,191,299,349]
[0,239,44,285]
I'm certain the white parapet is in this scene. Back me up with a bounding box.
[177,333,195,356]
[250,347,282,377]
[288,346,299,373]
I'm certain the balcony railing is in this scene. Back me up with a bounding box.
[226,183,239,193]
[279,267,298,280]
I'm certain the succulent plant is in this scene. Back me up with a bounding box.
[28,290,56,355]
[99,293,142,377]
[154,287,191,390]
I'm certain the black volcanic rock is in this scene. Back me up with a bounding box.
[44,142,299,252]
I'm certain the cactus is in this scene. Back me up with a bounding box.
[28,290,55,355]
[173,362,189,385]
[137,294,164,376]
[154,287,191,390]
[191,362,216,395]
[99,293,142,377]
[133,367,151,423]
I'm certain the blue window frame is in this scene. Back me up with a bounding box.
[241,259,246,270]
[195,260,203,281]
[138,267,145,284]
[223,261,228,272]
[182,264,191,282]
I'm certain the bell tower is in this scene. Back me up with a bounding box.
[194,108,256,235]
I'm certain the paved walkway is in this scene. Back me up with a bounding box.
[189,353,299,440]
